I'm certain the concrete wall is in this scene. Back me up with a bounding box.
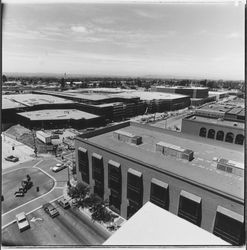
[75,138,244,235]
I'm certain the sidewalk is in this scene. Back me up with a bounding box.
[62,185,125,235]
[2,134,35,169]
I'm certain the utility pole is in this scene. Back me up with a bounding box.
[32,130,37,157]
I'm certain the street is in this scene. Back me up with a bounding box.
[2,202,110,246]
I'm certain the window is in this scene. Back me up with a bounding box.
[150,178,169,210]
[127,168,143,206]
[109,189,121,214]
[216,131,224,141]
[178,190,202,226]
[127,200,141,219]
[207,129,215,139]
[92,153,104,198]
[108,160,122,214]
[225,132,234,143]
[235,134,244,145]
[213,206,244,245]
[199,127,207,137]
[78,147,89,184]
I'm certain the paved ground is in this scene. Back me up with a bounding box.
[2,158,66,228]
[2,134,35,170]
[2,201,110,246]
[2,167,54,214]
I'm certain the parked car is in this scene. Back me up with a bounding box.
[58,198,70,209]
[43,203,59,218]
[52,163,67,172]
[5,155,19,162]
[16,212,30,232]
[53,130,63,135]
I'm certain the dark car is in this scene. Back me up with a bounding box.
[53,130,63,135]
[43,203,59,218]
[5,155,19,162]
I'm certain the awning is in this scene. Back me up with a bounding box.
[180,190,201,204]
[217,206,244,223]
[108,160,120,168]
[92,152,103,160]
[151,178,168,189]
[78,147,87,153]
[128,168,142,177]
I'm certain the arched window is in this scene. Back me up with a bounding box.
[235,134,244,145]
[208,129,215,139]
[225,132,234,143]
[199,127,207,137]
[216,131,224,141]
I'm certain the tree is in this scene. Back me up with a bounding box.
[60,78,65,90]
[76,182,90,200]
[2,75,7,83]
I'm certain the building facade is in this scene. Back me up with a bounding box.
[75,122,244,245]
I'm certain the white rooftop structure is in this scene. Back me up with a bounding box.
[2,94,74,109]
[103,202,229,246]
[18,109,99,121]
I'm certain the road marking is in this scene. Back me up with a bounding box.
[30,217,43,222]
[2,194,64,229]
[2,160,43,175]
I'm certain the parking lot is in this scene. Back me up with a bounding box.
[2,201,110,246]
[2,167,54,214]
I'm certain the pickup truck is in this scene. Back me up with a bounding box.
[16,212,30,232]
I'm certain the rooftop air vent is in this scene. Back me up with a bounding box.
[113,130,142,145]
[156,141,194,161]
[216,158,243,177]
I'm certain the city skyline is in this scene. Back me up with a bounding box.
[2,2,244,80]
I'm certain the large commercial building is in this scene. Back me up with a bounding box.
[2,94,75,130]
[17,109,102,130]
[75,122,244,245]
[33,89,191,120]
[151,86,213,106]
[151,86,209,99]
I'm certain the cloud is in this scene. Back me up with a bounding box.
[71,26,88,33]
[226,32,241,39]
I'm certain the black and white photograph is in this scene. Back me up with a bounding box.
[1,0,245,247]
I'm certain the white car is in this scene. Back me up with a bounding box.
[52,163,67,172]
[16,212,30,232]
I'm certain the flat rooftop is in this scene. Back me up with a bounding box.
[37,90,188,102]
[113,91,189,100]
[155,86,208,90]
[186,116,244,130]
[2,94,74,109]
[209,91,229,96]
[104,202,229,246]
[17,109,99,121]
[85,124,244,200]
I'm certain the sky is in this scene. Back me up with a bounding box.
[2,1,245,80]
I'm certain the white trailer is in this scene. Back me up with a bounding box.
[36,131,51,144]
